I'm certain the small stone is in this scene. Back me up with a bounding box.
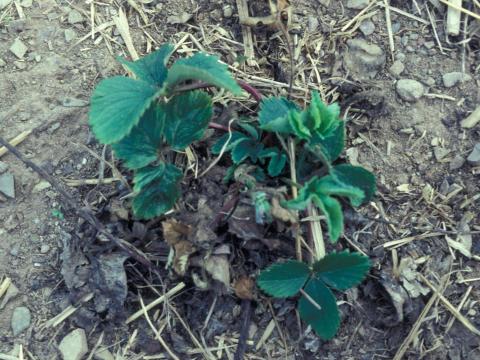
[62,98,88,107]
[9,38,28,59]
[449,154,465,170]
[222,4,233,18]
[59,329,88,360]
[0,58,6,66]
[442,72,472,88]
[33,181,51,193]
[343,38,386,80]
[11,307,31,336]
[389,60,404,77]
[346,0,369,9]
[94,349,114,360]
[307,15,319,32]
[0,161,8,174]
[0,0,13,10]
[433,147,450,161]
[67,9,83,24]
[396,79,424,102]
[0,172,15,198]
[359,19,375,36]
[424,41,435,49]
[467,143,480,166]
[64,28,77,42]
[424,77,436,87]
[13,61,26,70]
[40,244,50,254]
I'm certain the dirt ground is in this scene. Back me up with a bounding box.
[0,0,479,359]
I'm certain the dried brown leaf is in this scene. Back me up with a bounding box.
[234,276,254,300]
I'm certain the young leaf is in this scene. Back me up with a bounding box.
[308,121,345,162]
[112,103,165,169]
[313,251,371,290]
[288,111,311,140]
[315,175,365,207]
[257,260,311,298]
[298,278,340,340]
[307,92,340,135]
[89,76,160,144]
[258,97,300,134]
[316,194,343,243]
[331,164,376,205]
[133,163,182,219]
[268,151,287,177]
[166,53,242,95]
[117,44,174,87]
[164,91,213,150]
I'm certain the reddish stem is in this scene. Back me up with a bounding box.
[208,122,230,132]
[237,80,263,103]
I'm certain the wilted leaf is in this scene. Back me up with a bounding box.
[257,260,311,297]
[312,251,370,290]
[271,196,297,223]
[205,255,230,287]
[89,76,160,144]
[234,276,254,300]
[298,278,340,340]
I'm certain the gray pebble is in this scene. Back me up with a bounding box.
[11,306,31,336]
[359,19,375,36]
[40,244,51,254]
[0,172,15,198]
[449,154,465,170]
[442,72,472,88]
[59,329,88,360]
[9,38,28,59]
[389,60,404,77]
[346,0,369,9]
[62,97,88,107]
[222,5,233,18]
[67,9,83,24]
[0,161,8,174]
[396,79,424,102]
[64,29,77,43]
[467,143,480,166]
[307,16,319,32]
[434,147,450,162]
[343,38,386,80]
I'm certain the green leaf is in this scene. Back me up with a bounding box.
[117,44,174,87]
[237,122,260,140]
[283,176,320,211]
[133,163,182,219]
[166,53,242,95]
[315,175,365,207]
[268,151,287,177]
[313,251,371,290]
[288,110,311,140]
[211,132,249,154]
[317,194,343,243]
[298,278,340,340]
[332,164,376,205]
[257,260,311,297]
[308,121,345,162]
[231,138,262,164]
[112,103,165,169]
[89,76,160,144]
[258,97,300,134]
[307,92,340,135]
[164,91,213,150]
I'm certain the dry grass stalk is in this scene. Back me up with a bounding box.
[446,0,462,35]
[0,130,32,158]
[42,292,94,329]
[439,0,480,20]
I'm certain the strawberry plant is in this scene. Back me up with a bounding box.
[88,44,242,219]
[214,92,376,339]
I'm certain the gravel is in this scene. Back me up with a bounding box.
[396,79,425,102]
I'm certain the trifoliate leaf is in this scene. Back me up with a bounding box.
[308,121,345,162]
[313,251,371,290]
[258,97,300,134]
[332,164,376,205]
[211,131,248,155]
[257,260,311,297]
[117,44,174,87]
[164,91,213,150]
[133,163,182,219]
[112,103,165,169]
[317,194,343,242]
[298,278,340,340]
[268,151,287,177]
[89,76,160,144]
[166,53,242,95]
